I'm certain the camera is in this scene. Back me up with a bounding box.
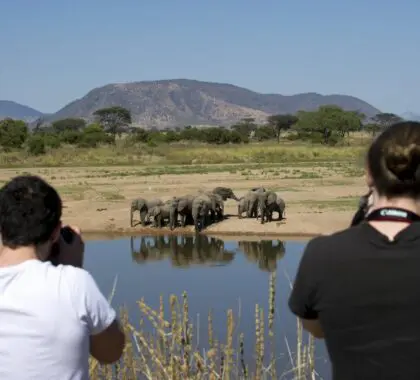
[49,226,75,265]
[350,190,373,227]
[350,206,367,227]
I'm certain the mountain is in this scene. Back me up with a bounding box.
[0,100,43,121]
[400,112,420,121]
[49,79,381,128]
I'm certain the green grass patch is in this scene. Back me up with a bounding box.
[0,141,367,168]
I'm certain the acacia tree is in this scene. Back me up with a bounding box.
[51,118,86,133]
[267,114,299,143]
[93,106,132,143]
[364,123,382,136]
[230,118,258,139]
[372,113,403,130]
[292,105,362,145]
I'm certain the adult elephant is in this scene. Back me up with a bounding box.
[211,187,240,201]
[242,188,265,218]
[130,198,163,227]
[207,192,225,221]
[257,191,278,224]
[264,196,286,222]
[191,194,212,232]
[169,194,195,230]
[198,190,224,222]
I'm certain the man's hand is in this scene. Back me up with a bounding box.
[56,225,85,268]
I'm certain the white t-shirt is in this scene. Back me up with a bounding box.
[0,259,117,380]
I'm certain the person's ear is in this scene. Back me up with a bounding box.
[51,221,62,243]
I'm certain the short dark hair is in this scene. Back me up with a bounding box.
[0,175,62,248]
[367,121,420,198]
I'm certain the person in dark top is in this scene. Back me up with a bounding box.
[288,120,420,380]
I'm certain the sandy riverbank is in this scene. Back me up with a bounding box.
[0,165,365,240]
[81,210,352,241]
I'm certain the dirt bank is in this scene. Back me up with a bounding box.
[0,165,366,239]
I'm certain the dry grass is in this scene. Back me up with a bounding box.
[89,271,319,380]
[0,137,370,168]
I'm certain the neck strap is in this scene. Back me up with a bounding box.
[365,207,420,223]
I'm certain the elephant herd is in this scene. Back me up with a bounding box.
[130,186,286,232]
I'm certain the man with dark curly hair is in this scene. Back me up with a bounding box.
[0,175,125,379]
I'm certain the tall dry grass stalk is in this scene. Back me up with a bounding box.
[89,271,319,379]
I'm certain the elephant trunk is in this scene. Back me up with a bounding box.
[194,216,201,232]
[231,193,240,201]
[140,208,148,226]
[246,200,252,218]
[192,209,200,232]
[218,203,224,220]
[130,207,134,227]
[169,208,177,230]
[199,214,206,231]
[210,200,217,222]
[194,206,206,232]
[259,201,265,224]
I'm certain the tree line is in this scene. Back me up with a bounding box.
[0,105,404,155]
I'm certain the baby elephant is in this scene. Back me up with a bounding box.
[237,197,248,218]
[149,202,171,228]
[276,197,286,220]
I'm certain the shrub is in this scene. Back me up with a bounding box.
[27,136,46,155]
[44,134,61,148]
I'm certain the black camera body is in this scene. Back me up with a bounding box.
[49,226,74,265]
[350,190,373,227]
[350,206,368,227]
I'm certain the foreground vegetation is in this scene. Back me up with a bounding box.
[90,272,318,380]
[0,105,404,167]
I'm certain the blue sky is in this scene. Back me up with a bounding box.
[1,0,419,114]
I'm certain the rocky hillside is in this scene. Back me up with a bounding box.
[0,100,43,120]
[50,79,381,128]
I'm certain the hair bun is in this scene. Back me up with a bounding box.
[384,143,420,181]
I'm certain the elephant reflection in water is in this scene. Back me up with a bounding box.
[238,240,285,272]
[130,235,235,267]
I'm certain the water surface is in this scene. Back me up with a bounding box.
[84,235,330,378]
